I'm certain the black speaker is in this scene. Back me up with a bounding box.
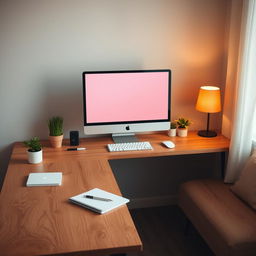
[70,131,79,146]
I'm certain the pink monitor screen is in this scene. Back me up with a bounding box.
[84,71,170,123]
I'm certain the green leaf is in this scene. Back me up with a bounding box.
[24,137,42,152]
[48,116,64,136]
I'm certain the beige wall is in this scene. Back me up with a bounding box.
[0,0,231,188]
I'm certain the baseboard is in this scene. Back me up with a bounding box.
[128,194,178,209]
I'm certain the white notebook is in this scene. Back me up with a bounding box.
[69,188,129,214]
[26,172,62,187]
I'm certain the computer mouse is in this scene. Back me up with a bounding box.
[162,141,175,149]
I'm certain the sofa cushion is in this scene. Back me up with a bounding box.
[179,179,256,256]
[231,153,256,210]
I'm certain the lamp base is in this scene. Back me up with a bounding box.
[198,130,217,137]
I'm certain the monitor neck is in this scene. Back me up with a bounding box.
[112,133,138,143]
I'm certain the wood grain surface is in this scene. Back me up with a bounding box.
[0,131,229,256]
[0,159,141,256]
[11,131,230,161]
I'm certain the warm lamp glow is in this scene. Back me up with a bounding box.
[196,86,221,113]
[196,86,221,138]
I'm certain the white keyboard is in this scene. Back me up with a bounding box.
[107,142,153,152]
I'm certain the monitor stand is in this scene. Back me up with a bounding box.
[112,133,139,143]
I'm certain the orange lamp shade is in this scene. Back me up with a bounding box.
[196,86,221,113]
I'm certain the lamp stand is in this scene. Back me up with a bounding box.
[198,113,217,137]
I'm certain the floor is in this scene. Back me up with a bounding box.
[127,205,214,256]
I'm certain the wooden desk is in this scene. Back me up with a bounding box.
[0,131,229,256]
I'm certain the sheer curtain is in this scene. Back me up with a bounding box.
[224,0,256,183]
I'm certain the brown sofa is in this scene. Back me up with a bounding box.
[178,179,256,256]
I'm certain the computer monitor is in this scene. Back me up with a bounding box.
[82,69,171,143]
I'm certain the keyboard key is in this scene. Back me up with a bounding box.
[108,142,153,152]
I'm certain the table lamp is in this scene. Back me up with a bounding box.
[195,86,221,137]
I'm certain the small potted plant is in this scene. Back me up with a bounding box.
[48,116,64,148]
[24,137,42,164]
[176,117,191,137]
[168,121,177,137]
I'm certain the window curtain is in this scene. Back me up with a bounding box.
[224,0,256,183]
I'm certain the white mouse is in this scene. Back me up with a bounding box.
[162,141,175,149]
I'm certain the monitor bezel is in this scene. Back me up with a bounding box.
[82,69,171,128]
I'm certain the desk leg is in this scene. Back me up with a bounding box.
[184,217,191,236]
[221,151,227,179]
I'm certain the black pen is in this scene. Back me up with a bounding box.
[67,148,86,151]
[85,195,112,202]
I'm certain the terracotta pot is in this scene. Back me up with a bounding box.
[177,128,188,137]
[168,129,176,137]
[27,149,43,164]
[49,134,63,148]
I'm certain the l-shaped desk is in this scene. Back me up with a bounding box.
[0,131,230,256]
